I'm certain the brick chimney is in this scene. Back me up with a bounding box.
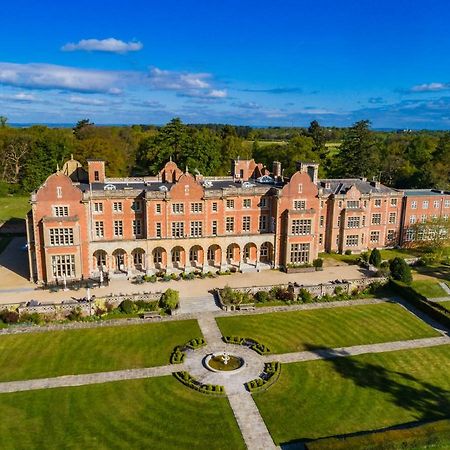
[87,159,105,183]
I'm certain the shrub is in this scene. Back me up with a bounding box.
[119,299,136,314]
[344,249,352,255]
[298,288,313,303]
[313,258,323,268]
[143,274,157,283]
[94,307,106,316]
[255,290,271,303]
[159,288,179,312]
[390,257,412,284]
[134,300,158,311]
[67,307,83,321]
[18,312,41,324]
[369,248,382,267]
[104,301,115,312]
[360,251,370,262]
[0,309,19,324]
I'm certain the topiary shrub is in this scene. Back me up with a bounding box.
[390,257,412,284]
[313,258,323,268]
[159,288,179,312]
[255,290,270,303]
[298,288,313,303]
[345,249,352,255]
[369,248,382,267]
[119,299,136,314]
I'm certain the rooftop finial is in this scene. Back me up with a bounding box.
[169,155,172,162]
[186,165,189,173]
[56,163,60,172]
[71,154,74,160]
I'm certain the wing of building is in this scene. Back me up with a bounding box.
[25,157,450,284]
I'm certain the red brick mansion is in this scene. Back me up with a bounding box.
[26,157,450,284]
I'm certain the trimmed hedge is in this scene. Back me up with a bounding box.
[173,371,225,395]
[222,335,271,354]
[305,418,450,450]
[170,348,185,364]
[246,362,281,393]
[185,337,206,349]
[390,280,450,329]
[170,337,206,364]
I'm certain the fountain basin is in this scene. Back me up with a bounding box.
[204,353,244,373]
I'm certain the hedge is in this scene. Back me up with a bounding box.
[170,337,206,364]
[222,335,271,354]
[173,371,225,395]
[305,418,450,450]
[389,280,450,329]
[170,348,186,364]
[185,337,206,349]
[246,362,281,393]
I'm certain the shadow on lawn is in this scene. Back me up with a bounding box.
[281,343,450,449]
[414,265,450,283]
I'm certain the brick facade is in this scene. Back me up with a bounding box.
[27,157,450,284]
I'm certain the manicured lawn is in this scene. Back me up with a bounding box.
[321,248,419,265]
[253,345,450,445]
[0,196,30,221]
[216,303,439,354]
[0,376,245,450]
[0,320,202,381]
[411,280,448,298]
[440,301,450,312]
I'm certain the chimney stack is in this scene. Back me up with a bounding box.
[273,161,282,180]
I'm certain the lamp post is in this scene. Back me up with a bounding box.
[86,287,91,316]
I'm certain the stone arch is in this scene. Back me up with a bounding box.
[226,243,240,265]
[207,244,221,268]
[152,247,167,270]
[260,242,274,263]
[243,242,257,263]
[171,246,185,269]
[93,250,107,270]
[112,248,126,272]
[131,248,145,271]
[188,245,204,268]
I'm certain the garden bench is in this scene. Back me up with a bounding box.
[239,305,256,311]
[140,312,162,320]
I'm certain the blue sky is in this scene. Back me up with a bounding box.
[1,0,450,128]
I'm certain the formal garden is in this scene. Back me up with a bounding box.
[253,345,450,448]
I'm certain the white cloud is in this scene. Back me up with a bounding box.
[0,91,38,102]
[67,96,108,106]
[410,82,450,92]
[148,67,212,90]
[62,38,143,54]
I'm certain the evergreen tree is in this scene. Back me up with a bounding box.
[389,257,412,284]
[369,248,382,267]
[307,120,326,156]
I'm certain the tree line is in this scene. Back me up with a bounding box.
[0,116,448,195]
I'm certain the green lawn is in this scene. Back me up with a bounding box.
[411,280,448,298]
[0,196,30,221]
[0,376,245,450]
[216,303,439,354]
[0,320,202,381]
[440,301,450,312]
[321,248,419,265]
[253,345,450,445]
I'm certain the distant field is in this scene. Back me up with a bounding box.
[0,320,202,381]
[0,196,30,222]
[0,376,245,450]
[254,345,450,445]
[216,303,439,354]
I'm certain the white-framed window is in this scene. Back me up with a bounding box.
[93,202,103,214]
[171,222,184,237]
[390,198,398,207]
[338,200,343,208]
[132,200,142,212]
[190,221,203,237]
[347,217,360,228]
[114,220,123,237]
[113,202,123,213]
[445,200,450,208]
[362,215,366,226]
[155,222,162,238]
[243,199,251,208]
[290,243,310,263]
[51,254,75,278]
[212,202,218,212]
[242,216,251,232]
[53,206,69,217]
[226,199,235,209]
[133,219,142,236]
[155,203,162,214]
[259,197,268,208]
[211,220,218,235]
[337,216,341,227]
[291,219,312,235]
[319,233,323,244]
[49,228,74,246]
[370,231,380,243]
[259,215,267,231]
[320,216,324,227]
[374,199,382,208]
[346,235,359,246]
[347,200,359,209]
[293,200,306,210]
[409,215,416,224]
[423,200,429,209]
[172,203,184,214]
[225,217,234,232]
[95,221,104,238]
[172,248,181,263]
[405,228,415,241]
[56,186,62,199]
[372,213,382,225]
[434,200,440,209]
[421,214,427,223]
[387,229,395,241]
[191,202,203,213]
[411,200,417,209]
[389,212,397,224]
[298,183,303,193]
[189,248,198,262]
[153,248,163,264]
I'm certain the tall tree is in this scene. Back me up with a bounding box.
[0,116,8,128]
[307,120,326,156]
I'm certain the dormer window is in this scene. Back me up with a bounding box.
[94,171,100,182]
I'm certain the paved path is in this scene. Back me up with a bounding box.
[439,282,450,296]
[196,312,224,344]
[178,295,221,314]
[269,335,450,364]
[228,393,277,450]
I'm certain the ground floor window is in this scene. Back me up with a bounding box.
[346,235,359,246]
[133,251,144,266]
[154,249,163,264]
[244,246,250,259]
[189,248,198,262]
[207,247,215,261]
[370,231,380,243]
[172,249,181,263]
[226,246,234,260]
[290,243,310,264]
[387,229,396,242]
[51,254,75,278]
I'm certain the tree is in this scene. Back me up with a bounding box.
[0,116,7,128]
[389,257,412,284]
[335,120,380,178]
[73,119,94,140]
[2,136,30,184]
[408,217,450,258]
[369,248,382,267]
[159,288,179,312]
[307,120,326,156]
